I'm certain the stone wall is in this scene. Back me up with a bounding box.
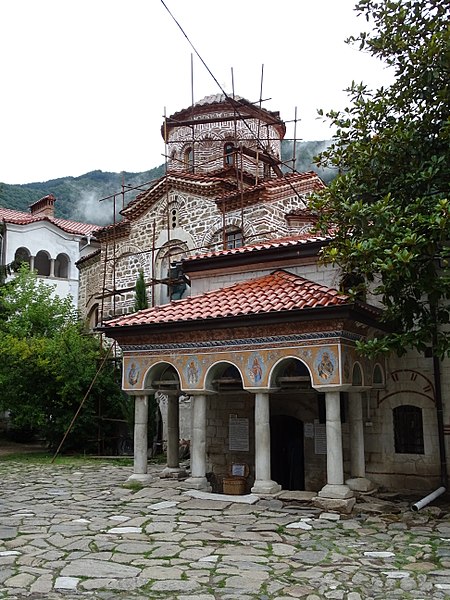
[80,185,314,320]
[206,393,256,494]
[166,108,282,178]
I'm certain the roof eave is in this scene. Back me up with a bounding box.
[97,302,386,341]
[183,239,330,273]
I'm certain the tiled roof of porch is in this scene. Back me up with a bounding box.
[103,270,350,329]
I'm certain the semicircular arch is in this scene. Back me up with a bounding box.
[269,356,313,390]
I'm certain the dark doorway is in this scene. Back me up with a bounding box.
[270,415,304,490]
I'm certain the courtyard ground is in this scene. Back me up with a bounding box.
[1,453,450,599]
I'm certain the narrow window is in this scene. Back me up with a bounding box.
[393,405,424,454]
[224,142,235,166]
[184,147,193,172]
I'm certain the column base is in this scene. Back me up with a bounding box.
[126,473,154,485]
[181,477,212,491]
[160,466,187,480]
[312,495,356,515]
[345,477,376,493]
[318,483,354,499]
[251,479,282,495]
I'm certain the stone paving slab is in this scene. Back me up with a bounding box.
[1,459,450,599]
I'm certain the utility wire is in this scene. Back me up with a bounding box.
[159,0,308,204]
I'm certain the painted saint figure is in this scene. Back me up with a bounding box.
[128,362,139,386]
[249,356,263,384]
[317,351,334,380]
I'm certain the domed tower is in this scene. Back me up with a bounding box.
[162,94,286,180]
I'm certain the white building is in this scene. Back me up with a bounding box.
[0,194,100,308]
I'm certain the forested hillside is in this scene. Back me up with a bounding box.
[0,141,334,225]
[0,166,165,225]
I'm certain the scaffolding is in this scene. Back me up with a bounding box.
[89,65,306,329]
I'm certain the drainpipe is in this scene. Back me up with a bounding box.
[431,296,448,489]
[433,350,448,488]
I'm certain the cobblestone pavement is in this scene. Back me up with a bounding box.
[1,460,450,599]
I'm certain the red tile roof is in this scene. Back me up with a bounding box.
[121,172,234,219]
[0,207,101,236]
[103,270,349,329]
[185,233,331,262]
[215,171,324,205]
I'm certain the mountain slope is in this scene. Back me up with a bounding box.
[0,141,335,225]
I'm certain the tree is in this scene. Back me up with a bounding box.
[311,0,450,358]
[134,269,148,311]
[0,266,129,451]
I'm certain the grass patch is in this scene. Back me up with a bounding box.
[0,452,133,467]
[122,480,144,492]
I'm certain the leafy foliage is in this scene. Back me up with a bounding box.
[311,0,450,358]
[0,266,130,451]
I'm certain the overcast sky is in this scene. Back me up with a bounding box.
[0,0,393,185]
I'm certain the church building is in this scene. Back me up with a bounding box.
[78,94,448,507]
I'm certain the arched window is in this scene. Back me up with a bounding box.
[157,242,188,304]
[54,253,70,278]
[224,142,235,166]
[393,405,424,454]
[87,304,99,330]
[184,147,193,172]
[14,247,31,268]
[34,250,51,276]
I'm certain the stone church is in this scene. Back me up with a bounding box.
[78,93,448,506]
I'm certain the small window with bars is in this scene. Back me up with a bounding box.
[393,405,424,454]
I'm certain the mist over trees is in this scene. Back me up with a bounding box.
[0,141,335,224]
[0,166,165,225]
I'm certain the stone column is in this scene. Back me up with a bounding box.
[127,394,154,484]
[251,392,281,495]
[183,394,211,490]
[29,256,35,271]
[50,258,55,277]
[318,391,353,499]
[161,393,187,479]
[346,391,375,492]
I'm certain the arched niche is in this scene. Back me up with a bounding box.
[373,363,385,388]
[144,362,182,394]
[269,357,313,391]
[352,362,364,387]
[204,361,245,394]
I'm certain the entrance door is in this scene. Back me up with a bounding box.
[270,415,304,490]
